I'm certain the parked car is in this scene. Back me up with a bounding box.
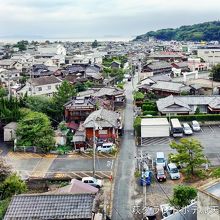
[156,165,166,182]
[160,204,176,218]
[140,170,152,186]
[183,123,193,135]
[156,152,166,168]
[82,177,103,188]
[166,163,180,180]
[96,142,115,153]
[191,120,201,131]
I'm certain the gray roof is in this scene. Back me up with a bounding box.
[151,81,190,93]
[157,95,192,113]
[28,75,62,86]
[4,193,95,220]
[146,61,172,70]
[83,108,120,128]
[93,87,124,97]
[157,95,220,112]
[64,96,95,109]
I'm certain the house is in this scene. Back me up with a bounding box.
[0,69,20,86]
[197,179,220,220]
[171,62,190,72]
[197,45,220,67]
[0,59,22,71]
[141,61,172,80]
[148,52,186,62]
[17,76,62,96]
[4,193,96,220]
[83,108,122,144]
[111,61,121,69]
[139,80,190,96]
[64,96,96,123]
[3,122,17,142]
[157,95,220,115]
[78,87,126,110]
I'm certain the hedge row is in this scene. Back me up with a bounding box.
[134,114,220,137]
[142,114,220,122]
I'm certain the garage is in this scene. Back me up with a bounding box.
[141,118,169,139]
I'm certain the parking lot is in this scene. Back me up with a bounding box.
[138,124,220,167]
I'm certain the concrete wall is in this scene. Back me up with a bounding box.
[4,128,16,142]
[197,191,220,220]
[164,202,197,220]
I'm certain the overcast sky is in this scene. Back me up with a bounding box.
[0,0,220,40]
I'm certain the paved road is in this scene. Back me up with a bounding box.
[112,76,137,220]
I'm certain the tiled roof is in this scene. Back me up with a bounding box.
[28,75,62,86]
[4,193,95,220]
[83,108,120,128]
[145,61,172,71]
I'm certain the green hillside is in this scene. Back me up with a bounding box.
[134,21,220,41]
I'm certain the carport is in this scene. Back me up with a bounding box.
[141,118,170,145]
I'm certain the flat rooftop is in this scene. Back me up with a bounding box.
[141,118,169,126]
[206,182,220,198]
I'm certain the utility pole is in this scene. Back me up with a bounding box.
[7,72,11,100]
[93,121,96,177]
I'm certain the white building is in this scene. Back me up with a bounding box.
[17,75,62,97]
[37,44,66,56]
[197,47,220,67]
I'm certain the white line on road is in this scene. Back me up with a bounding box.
[209,125,214,132]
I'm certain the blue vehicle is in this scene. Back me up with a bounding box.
[140,170,152,186]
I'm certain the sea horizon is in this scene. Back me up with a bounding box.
[0,35,134,44]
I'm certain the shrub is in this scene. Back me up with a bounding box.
[134,117,141,137]
[143,111,157,116]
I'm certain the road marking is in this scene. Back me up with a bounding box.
[201,127,204,132]
[209,125,214,132]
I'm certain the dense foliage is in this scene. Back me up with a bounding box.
[16,111,55,152]
[0,158,27,219]
[170,185,197,209]
[169,138,207,175]
[211,63,220,82]
[135,21,220,41]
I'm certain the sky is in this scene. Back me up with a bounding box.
[0,0,220,40]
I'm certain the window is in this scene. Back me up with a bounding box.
[99,130,107,135]
[38,87,42,91]
[29,88,32,91]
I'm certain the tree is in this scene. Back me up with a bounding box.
[0,159,12,182]
[0,88,7,98]
[91,40,98,48]
[211,63,220,82]
[133,91,145,101]
[169,138,207,175]
[0,174,27,200]
[170,185,197,209]
[195,107,200,115]
[16,111,55,152]
[53,80,76,121]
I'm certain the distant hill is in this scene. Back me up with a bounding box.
[134,21,220,41]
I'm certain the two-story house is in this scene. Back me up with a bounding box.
[17,75,62,96]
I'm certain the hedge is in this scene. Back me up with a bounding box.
[141,114,220,122]
[134,114,220,137]
[143,111,157,116]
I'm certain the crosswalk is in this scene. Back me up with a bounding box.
[67,152,116,159]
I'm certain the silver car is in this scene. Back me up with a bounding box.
[191,120,201,131]
[183,123,193,135]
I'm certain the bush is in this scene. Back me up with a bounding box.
[134,117,141,137]
[143,111,157,116]
[141,114,220,122]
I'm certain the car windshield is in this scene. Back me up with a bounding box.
[170,168,179,173]
[158,170,164,175]
[185,126,191,130]
[157,158,165,163]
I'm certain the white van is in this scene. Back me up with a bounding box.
[156,152,166,168]
[97,143,115,153]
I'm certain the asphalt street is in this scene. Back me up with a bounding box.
[112,76,137,220]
